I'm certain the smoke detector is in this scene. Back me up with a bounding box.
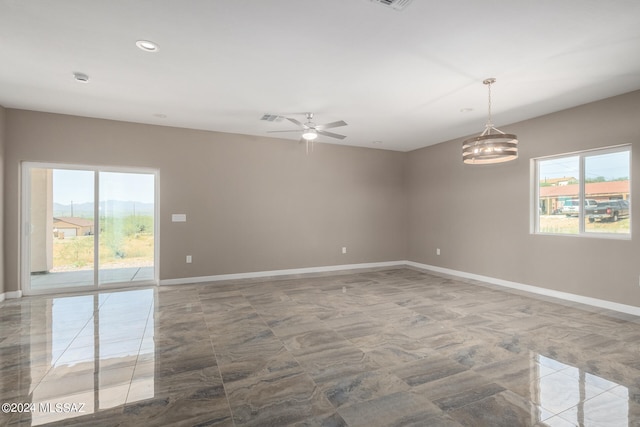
[369,0,413,11]
[73,72,90,83]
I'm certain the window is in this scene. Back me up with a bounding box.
[534,145,631,237]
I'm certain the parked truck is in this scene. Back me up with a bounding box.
[562,199,597,217]
[588,200,629,222]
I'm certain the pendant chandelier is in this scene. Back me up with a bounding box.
[462,78,518,165]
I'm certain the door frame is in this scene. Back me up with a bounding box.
[21,162,160,295]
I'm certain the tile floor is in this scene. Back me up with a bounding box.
[1,268,639,426]
[29,267,154,291]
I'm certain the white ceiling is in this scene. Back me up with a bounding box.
[1,0,639,152]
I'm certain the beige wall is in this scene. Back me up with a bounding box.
[3,110,408,291]
[0,105,4,295]
[407,90,640,307]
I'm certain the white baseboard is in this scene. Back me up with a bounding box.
[8,260,637,316]
[159,261,406,286]
[0,290,23,301]
[406,261,640,317]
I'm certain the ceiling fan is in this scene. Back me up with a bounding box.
[267,113,348,153]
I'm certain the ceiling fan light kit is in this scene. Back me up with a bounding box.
[462,78,518,165]
[302,128,318,141]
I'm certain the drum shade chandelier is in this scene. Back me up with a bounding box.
[462,78,518,164]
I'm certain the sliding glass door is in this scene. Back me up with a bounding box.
[23,164,157,293]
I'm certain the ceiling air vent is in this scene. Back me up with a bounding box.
[369,0,413,11]
[260,114,285,122]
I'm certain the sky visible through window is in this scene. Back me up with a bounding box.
[53,169,154,205]
[539,150,629,181]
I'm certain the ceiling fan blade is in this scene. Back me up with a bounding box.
[267,130,302,133]
[317,130,347,140]
[286,117,304,127]
[317,120,347,130]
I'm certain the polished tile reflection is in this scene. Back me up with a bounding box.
[1,289,156,426]
[534,355,631,426]
[1,268,639,426]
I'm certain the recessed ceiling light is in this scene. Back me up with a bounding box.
[460,108,474,113]
[73,72,89,83]
[372,140,383,144]
[136,40,159,52]
[153,113,167,119]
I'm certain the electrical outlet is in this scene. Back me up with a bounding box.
[186,255,192,264]
[342,247,347,254]
[436,248,441,256]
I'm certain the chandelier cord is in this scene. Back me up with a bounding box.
[481,82,492,137]
[487,81,493,127]
[482,79,505,135]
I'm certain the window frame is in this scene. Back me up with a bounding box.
[532,144,631,239]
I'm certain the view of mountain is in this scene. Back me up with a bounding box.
[53,201,154,218]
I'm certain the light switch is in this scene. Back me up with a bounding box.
[172,214,187,222]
